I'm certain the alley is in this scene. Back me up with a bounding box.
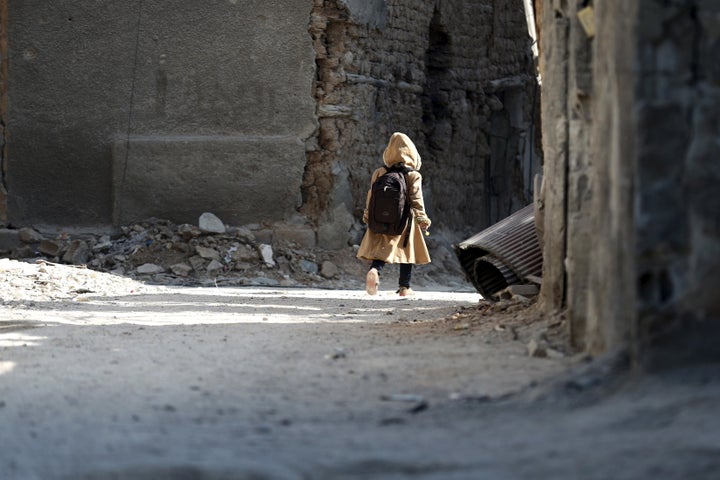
[1,277,719,479]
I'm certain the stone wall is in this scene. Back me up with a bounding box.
[2,1,539,253]
[306,0,540,248]
[538,0,720,365]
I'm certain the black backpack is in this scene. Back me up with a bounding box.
[368,165,414,239]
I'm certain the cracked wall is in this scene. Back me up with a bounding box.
[3,1,539,250]
[539,0,720,366]
[305,0,540,248]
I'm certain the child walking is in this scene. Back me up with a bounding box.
[357,132,432,296]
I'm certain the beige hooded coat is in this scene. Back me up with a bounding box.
[357,133,432,265]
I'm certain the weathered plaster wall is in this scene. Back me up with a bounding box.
[0,0,7,226]
[4,0,540,252]
[5,1,316,229]
[539,0,720,365]
[306,0,540,248]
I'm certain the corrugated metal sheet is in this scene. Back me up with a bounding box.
[453,204,542,298]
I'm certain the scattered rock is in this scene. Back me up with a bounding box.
[198,212,226,234]
[497,284,539,300]
[324,348,347,360]
[206,259,224,274]
[18,228,43,244]
[300,259,318,274]
[62,240,90,265]
[178,224,201,240]
[232,227,256,244]
[195,246,220,261]
[0,217,363,289]
[229,244,258,262]
[136,263,165,274]
[92,235,113,252]
[320,260,339,279]
[170,263,193,277]
[188,255,206,272]
[527,338,548,358]
[259,244,275,267]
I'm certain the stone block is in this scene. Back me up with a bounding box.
[38,240,62,257]
[170,263,193,277]
[0,229,21,253]
[195,246,220,261]
[198,212,226,234]
[62,240,90,265]
[7,2,315,227]
[113,136,306,227]
[137,263,165,274]
[19,228,43,244]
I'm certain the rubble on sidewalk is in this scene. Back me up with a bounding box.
[0,214,362,289]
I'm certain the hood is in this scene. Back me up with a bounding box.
[383,132,422,171]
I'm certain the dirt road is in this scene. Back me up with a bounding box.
[1,262,719,479]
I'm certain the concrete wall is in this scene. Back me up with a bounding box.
[4,1,316,229]
[539,0,720,366]
[2,0,539,251]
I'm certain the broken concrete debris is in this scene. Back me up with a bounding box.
[0,214,352,288]
[136,263,165,274]
[259,244,275,268]
[198,212,226,234]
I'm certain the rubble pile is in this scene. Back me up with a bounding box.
[0,258,155,303]
[0,213,355,289]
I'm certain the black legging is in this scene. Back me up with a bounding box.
[370,260,413,288]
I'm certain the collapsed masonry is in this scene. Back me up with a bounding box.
[0,211,465,289]
[0,1,540,254]
[306,0,541,248]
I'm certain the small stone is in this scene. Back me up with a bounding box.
[300,259,318,274]
[259,244,275,267]
[320,260,339,278]
[198,212,226,234]
[324,348,347,360]
[18,228,43,244]
[195,246,220,261]
[229,244,258,262]
[170,263,193,277]
[527,338,548,358]
[188,255,206,271]
[38,240,62,257]
[502,284,540,298]
[92,235,113,252]
[232,227,256,244]
[62,240,90,265]
[206,259,224,274]
[178,224,201,240]
[249,276,280,286]
[136,263,164,274]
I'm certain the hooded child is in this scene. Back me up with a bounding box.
[357,132,432,296]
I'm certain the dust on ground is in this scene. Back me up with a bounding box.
[1,258,718,479]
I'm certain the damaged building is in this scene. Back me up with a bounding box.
[0,0,540,249]
[1,0,718,370]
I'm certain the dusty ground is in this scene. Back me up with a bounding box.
[1,259,719,479]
